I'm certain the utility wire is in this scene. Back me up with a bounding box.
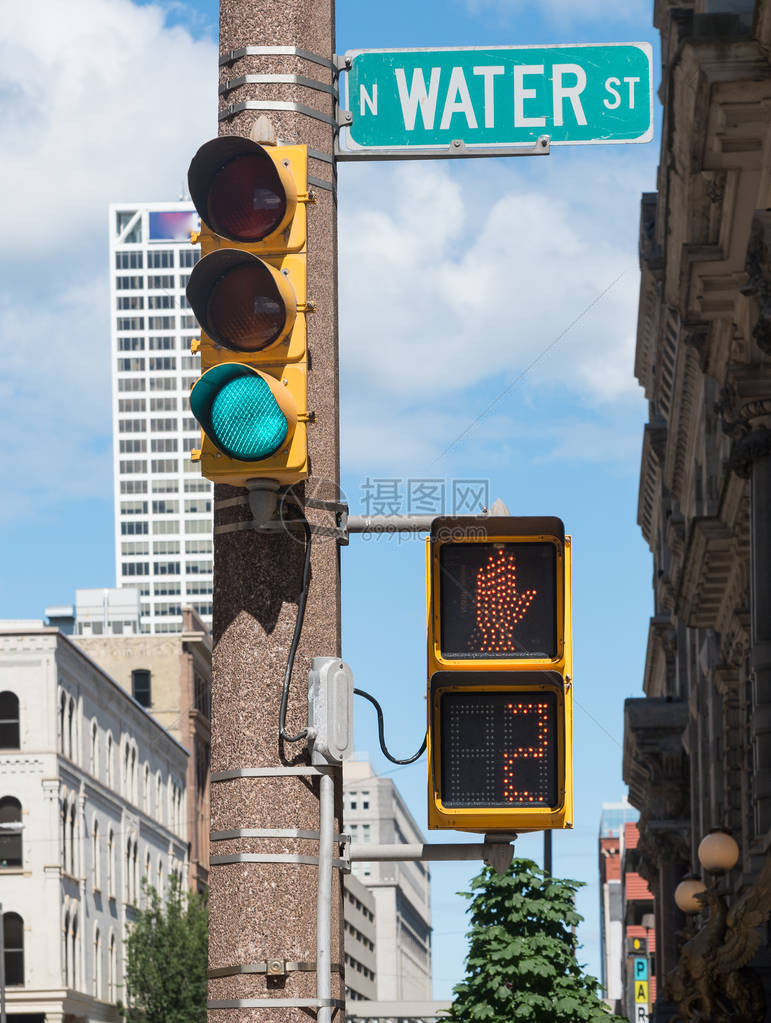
[279,518,313,743]
[354,688,427,765]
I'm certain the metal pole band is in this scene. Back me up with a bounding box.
[211,853,348,869]
[220,74,338,98]
[211,766,333,782]
[210,827,345,842]
[219,45,337,72]
[219,100,336,126]
[209,998,345,1009]
[209,961,342,978]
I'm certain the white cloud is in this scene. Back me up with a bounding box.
[0,0,216,522]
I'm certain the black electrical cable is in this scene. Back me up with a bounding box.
[279,518,312,743]
[354,687,427,765]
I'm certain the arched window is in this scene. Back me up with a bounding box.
[131,668,151,707]
[60,800,68,872]
[108,934,116,1002]
[71,913,78,990]
[3,912,23,986]
[59,690,66,754]
[157,859,164,901]
[155,772,162,820]
[132,841,138,905]
[0,797,22,868]
[105,733,113,787]
[143,763,150,811]
[144,850,151,905]
[131,746,137,803]
[63,911,70,987]
[93,926,101,997]
[0,692,20,748]
[69,803,77,877]
[92,820,100,890]
[90,720,98,775]
[107,830,114,898]
[125,838,132,903]
[67,696,74,760]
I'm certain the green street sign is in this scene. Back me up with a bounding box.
[343,43,653,153]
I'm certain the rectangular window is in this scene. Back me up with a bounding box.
[116,275,144,289]
[122,562,150,576]
[154,602,182,616]
[117,317,145,331]
[152,500,179,514]
[149,378,176,391]
[153,541,180,555]
[121,521,148,535]
[184,479,211,493]
[118,357,145,372]
[186,560,213,575]
[148,295,174,309]
[185,499,211,514]
[181,377,197,390]
[120,480,148,495]
[118,419,145,432]
[186,581,211,594]
[185,519,210,533]
[147,275,174,290]
[120,501,148,515]
[116,251,143,269]
[151,438,177,453]
[150,417,176,431]
[152,520,178,535]
[180,356,198,371]
[185,539,212,554]
[182,417,199,432]
[118,337,145,351]
[117,295,144,310]
[147,250,173,268]
[179,249,199,267]
[119,439,146,453]
[119,460,147,474]
[118,378,145,392]
[183,459,198,473]
[150,397,177,411]
[192,602,213,617]
[179,273,191,289]
[180,315,197,329]
[122,541,149,555]
[154,561,181,576]
[132,669,152,707]
[119,399,147,413]
[148,316,174,330]
[151,459,177,473]
[154,581,181,595]
[151,479,178,494]
[149,357,176,371]
[148,336,176,351]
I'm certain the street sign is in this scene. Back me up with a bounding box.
[633,957,648,981]
[635,980,649,1003]
[635,1008,649,1023]
[343,43,653,153]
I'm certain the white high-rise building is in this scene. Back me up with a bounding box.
[109,202,213,635]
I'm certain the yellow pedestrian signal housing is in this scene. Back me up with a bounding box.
[186,137,312,486]
[426,516,573,833]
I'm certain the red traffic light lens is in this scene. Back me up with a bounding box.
[208,154,287,242]
[206,264,287,353]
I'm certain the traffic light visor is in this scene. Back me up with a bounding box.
[440,689,558,809]
[439,542,557,659]
[186,250,297,352]
[190,363,295,462]
[188,137,297,242]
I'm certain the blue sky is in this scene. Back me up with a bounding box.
[1,0,660,1002]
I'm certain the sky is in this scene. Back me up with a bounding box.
[0,0,660,1004]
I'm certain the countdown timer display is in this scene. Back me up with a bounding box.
[440,690,558,809]
[439,542,557,659]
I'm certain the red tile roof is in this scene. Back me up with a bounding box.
[626,872,653,901]
[624,821,639,849]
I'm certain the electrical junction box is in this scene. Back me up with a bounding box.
[307,657,354,765]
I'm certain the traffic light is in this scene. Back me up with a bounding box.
[186,136,313,486]
[426,516,573,832]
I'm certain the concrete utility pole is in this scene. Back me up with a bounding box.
[207,2,342,1021]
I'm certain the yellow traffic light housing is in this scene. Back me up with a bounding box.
[186,137,312,486]
[426,516,573,833]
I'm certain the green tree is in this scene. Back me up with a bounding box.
[119,875,207,1023]
[446,858,628,1023]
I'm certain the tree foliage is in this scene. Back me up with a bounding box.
[119,875,207,1023]
[446,858,628,1023]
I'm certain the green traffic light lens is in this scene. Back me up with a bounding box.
[209,375,288,461]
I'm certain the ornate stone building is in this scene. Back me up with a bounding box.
[623,1,771,1020]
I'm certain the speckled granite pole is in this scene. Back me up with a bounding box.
[208,2,342,1021]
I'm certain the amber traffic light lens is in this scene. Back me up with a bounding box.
[208,154,287,242]
[206,264,286,353]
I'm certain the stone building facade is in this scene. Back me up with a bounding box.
[76,605,211,892]
[623,1,771,1020]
